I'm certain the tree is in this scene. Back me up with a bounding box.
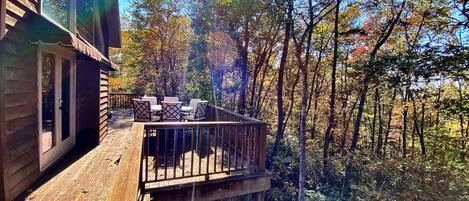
[342,1,406,197]
[323,0,340,182]
[270,0,293,167]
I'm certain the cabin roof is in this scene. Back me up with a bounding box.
[27,11,119,70]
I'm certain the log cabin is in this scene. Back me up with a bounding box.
[0,0,270,200]
[0,0,121,200]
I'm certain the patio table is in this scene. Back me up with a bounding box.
[151,105,162,112]
[182,106,193,112]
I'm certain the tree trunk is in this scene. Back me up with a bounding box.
[457,83,466,161]
[420,100,426,155]
[410,91,426,156]
[342,77,370,198]
[402,87,409,158]
[323,0,340,182]
[435,86,442,126]
[270,0,292,167]
[238,16,250,115]
[376,87,384,157]
[339,93,359,154]
[383,89,397,157]
[342,2,404,195]
[370,88,378,152]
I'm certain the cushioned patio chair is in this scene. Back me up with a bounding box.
[132,99,160,122]
[183,101,208,121]
[162,101,182,121]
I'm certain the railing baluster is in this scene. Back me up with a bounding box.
[198,128,202,175]
[191,128,194,176]
[250,125,254,165]
[234,126,238,170]
[241,126,246,169]
[145,129,149,182]
[206,128,210,175]
[155,129,159,181]
[164,129,168,180]
[221,127,225,172]
[214,127,218,173]
[227,126,231,171]
[182,128,186,177]
[173,128,177,179]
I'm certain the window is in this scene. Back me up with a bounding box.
[41,0,71,30]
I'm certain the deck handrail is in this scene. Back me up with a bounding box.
[141,121,267,190]
[109,105,267,199]
[106,123,145,201]
[207,104,266,124]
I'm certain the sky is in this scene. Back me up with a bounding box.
[119,0,132,15]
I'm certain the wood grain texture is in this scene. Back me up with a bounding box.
[152,172,271,201]
[20,113,133,201]
[99,66,110,142]
[1,17,40,199]
[0,34,8,201]
[106,123,144,201]
[0,0,5,39]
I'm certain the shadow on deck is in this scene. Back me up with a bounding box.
[18,110,133,201]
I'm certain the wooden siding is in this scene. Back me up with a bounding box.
[76,0,94,44]
[76,59,100,147]
[1,0,5,39]
[0,0,113,199]
[0,33,8,201]
[75,60,109,147]
[1,1,41,200]
[99,66,109,142]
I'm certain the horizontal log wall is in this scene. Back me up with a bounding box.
[1,1,41,200]
[99,65,109,142]
[0,24,7,201]
[1,0,5,39]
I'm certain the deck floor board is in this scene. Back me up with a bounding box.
[19,110,133,201]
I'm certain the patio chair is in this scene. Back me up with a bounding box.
[142,96,158,106]
[182,99,201,116]
[163,96,179,102]
[132,99,160,122]
[162,101,182,121]
[183,101,208,121]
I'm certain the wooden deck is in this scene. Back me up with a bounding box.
[17,105,270,201]
[19,110,134,201]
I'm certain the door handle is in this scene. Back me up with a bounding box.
[59,99,63,110]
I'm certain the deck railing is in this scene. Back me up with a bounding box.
[109,93,191,109]
[107,105,267,199]
[109,93,144,109]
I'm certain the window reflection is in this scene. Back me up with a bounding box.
[42,0,70,29]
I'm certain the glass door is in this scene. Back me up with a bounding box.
[39,47,76,170]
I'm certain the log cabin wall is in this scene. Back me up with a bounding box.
[75,60,110,147]
[76,58,101,147]
[1,0,5,39]
[1,1,41,200]
[99,64,109,142]
[0,31,7,201]
[0,0,116,199]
